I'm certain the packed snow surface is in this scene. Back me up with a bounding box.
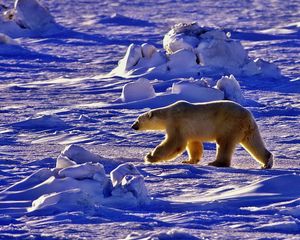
[0,0,300,239]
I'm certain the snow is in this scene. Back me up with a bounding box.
[0,0,300,239]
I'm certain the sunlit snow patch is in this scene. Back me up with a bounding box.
[110,22,281,79]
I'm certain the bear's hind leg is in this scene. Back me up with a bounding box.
[241,127,273,169]
[208,139,237,167]
[182,141,203,164]
[145,137,187,163]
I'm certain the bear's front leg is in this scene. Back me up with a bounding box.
[182,141,203,164]
[145,152,161,163]
[144,137,187,163]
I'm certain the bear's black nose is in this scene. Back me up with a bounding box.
[131,122,139,130]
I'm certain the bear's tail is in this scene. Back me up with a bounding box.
[241,122,274,169]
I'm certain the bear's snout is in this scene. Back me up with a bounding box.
[131,121,139,130]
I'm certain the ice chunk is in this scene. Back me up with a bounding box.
[110,163,141,187]
[58,163,106,182]
[14,0,55,30]
[196,33,247,72]
[56,155,76,169]
[141,43,157,59]
[57,144,102,167]
[216,75,245,104]
[118,43,143,71]
[167,49,198,72]
[121,175,148,201]
[120,78,156,102]
[163,22,209,54]
[172,81,224,102]
[108,173,149,207]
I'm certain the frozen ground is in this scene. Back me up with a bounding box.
[0,0,300,239]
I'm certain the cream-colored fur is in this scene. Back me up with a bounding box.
[132,100,273,169]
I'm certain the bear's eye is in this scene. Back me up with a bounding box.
[147,112,153,119]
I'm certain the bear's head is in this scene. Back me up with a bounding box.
[132,110,165,131]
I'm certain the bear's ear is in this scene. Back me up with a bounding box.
[147,111,153,119]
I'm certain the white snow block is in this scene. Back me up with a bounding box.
[57,144,102,167]
[118,43,143,71]
[110,163,141,187]
[141,43,157,59]
[121,78,156,102]
[121,175,148,201]
[163,22,205,54]
[216,75,245,104]
[58,162,107,182]
[172,82,224,102]
[167,49,198,71]
[196,32,247,71]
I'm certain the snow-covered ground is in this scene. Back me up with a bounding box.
[0,0,300,239]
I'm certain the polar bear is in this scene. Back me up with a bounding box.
[131,101,273,169]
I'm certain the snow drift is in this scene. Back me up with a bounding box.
[110,22,281,79]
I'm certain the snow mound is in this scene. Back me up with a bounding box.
[56,144,102,168]
[120,78,156,102]
[0,150,150,215]
[0,0,62,37]
[11,114,70,130]
[216,74,245,104]
[110,22,281,79]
